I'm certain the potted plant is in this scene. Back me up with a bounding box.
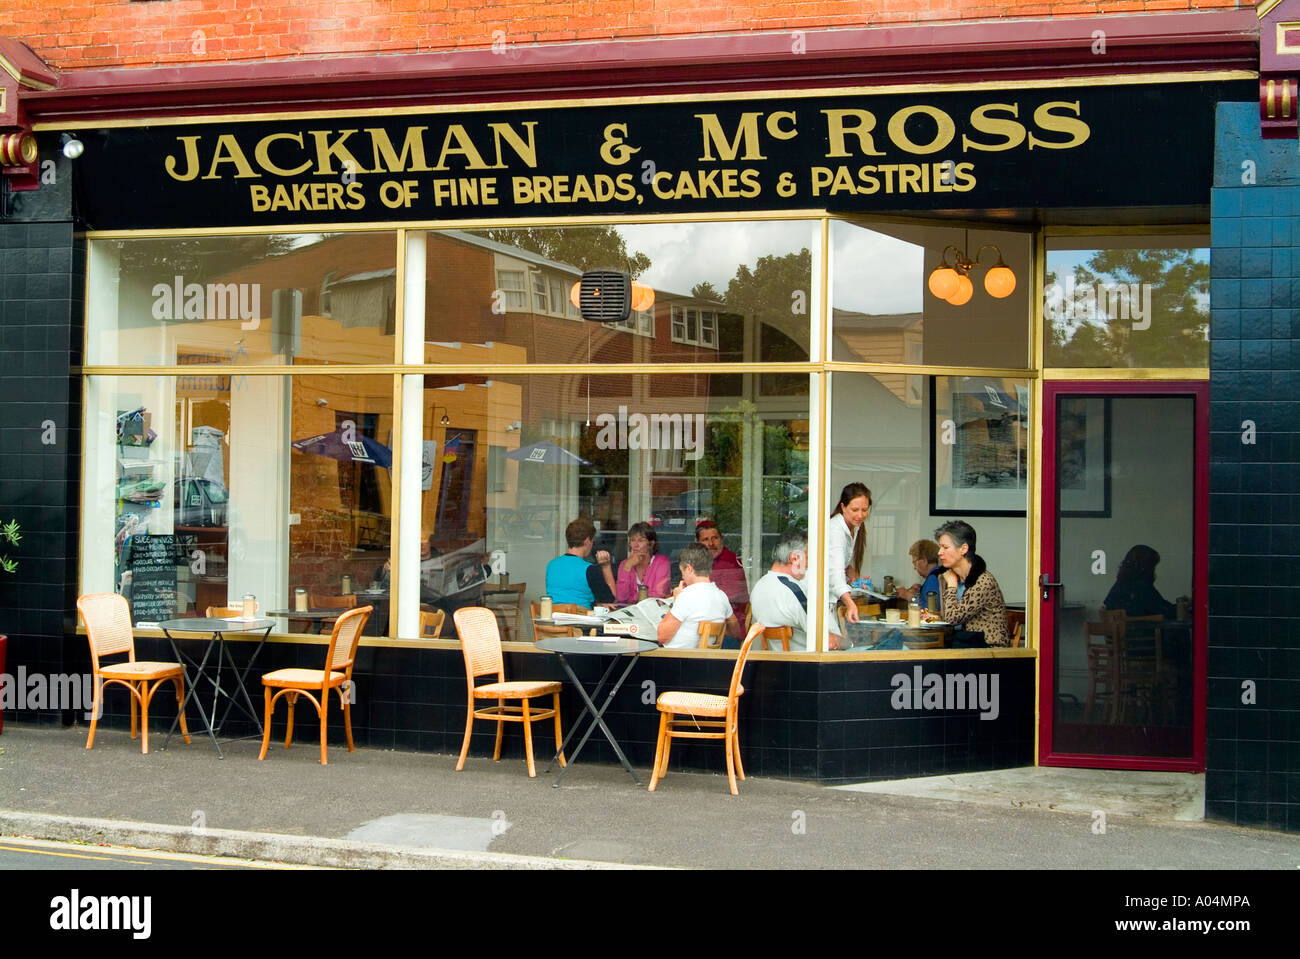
[0,518,18,734]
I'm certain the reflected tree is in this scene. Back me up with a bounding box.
[471,227,651,277]
[1046,248,1209,367]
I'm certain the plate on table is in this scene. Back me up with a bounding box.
[916,620,949,628]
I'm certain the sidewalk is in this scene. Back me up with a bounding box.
[1,725,1296,869]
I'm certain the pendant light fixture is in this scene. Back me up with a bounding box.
[927,243,1016,305]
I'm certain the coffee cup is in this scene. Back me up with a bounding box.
[885,608,901,623]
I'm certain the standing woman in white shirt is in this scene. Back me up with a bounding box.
[827,482,872,627]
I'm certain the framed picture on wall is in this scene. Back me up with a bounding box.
[1057,396,1112,518]
[930,376,1030,516]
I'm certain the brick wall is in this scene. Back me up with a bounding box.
[0,0,1251,70]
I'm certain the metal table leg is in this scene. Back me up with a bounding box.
[161,628,223,757]
[550,651,645,786]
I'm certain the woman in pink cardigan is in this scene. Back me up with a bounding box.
[615,521,671,604]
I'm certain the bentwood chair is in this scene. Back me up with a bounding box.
[309,592,357,610]
[206,605,242,618]
[77,593,190,755]
[649,623,763,795]
[258,605,372,764]
[454,606,565,778]
[697,619,727,649]
[1083,619,1121,723]
[1005,609,1026,648]
[419,608,446,638]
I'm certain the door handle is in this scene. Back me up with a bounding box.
[1039,573,1062,601]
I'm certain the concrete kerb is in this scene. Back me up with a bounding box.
[0,811,661,870]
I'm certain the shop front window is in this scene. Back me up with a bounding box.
[1044,234,1210,368]
[404,372,810,651]
[82,373,394,636]
[423,222,815,366]
[86,233,398,366]
[824,370,1028,651]
[831,220,1033,369]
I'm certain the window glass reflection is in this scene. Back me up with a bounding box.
[1045,235,1209,368]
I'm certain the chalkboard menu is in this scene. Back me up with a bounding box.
[128,534,181,621]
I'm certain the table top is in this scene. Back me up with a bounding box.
[158,617,275,633]
[267,609,344,619]
[536,636,658,656]
[850,617,955,634]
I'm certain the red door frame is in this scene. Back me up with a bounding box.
[1038,380,1208,771]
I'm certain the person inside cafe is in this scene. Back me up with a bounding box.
[695,518,750,623]
[546,517,616,607]
[656,542,741,649]
[750,530,811,651]
[827,482,872,629]
[615,520,671,604]
[935,519,1009,648]
[894,538,942,611]
[1102,544,1177,620]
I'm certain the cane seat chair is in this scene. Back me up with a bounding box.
[77,592,190,755]
[649,623,763,795]
[696,619,727,649]
[258,605,372,764]
[454,607,565,778]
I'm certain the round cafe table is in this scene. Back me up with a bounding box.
[534,635,659,786]
[842,617,955,649]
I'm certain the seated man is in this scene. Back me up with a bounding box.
[935,520,1009,648]
[749,531,810,651]
[656,543,741,649]
[695,519,750,623]
[894,538,942,611]
[545,517,616,607]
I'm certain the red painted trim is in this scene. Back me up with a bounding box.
[17,11,1259,123]
[1038,380,1208,772]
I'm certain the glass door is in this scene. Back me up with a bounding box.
[1039,381,1207,770]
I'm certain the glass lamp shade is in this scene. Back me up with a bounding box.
[630,283,655,312]
[984,265,1016,298]
[569,281,582,309]
[927,267,960,300]
[945,273,974,306]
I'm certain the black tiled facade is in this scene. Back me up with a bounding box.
[0,144,81,726]
[1207,102,1300,832]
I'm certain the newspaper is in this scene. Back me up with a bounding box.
[602,598,672,639]
[420,540,488,599]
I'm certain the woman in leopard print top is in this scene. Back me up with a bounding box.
[935,520,1009,648]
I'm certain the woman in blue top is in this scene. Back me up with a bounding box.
[545,517,616,607]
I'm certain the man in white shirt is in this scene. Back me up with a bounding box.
[749,531,811,651]
[656,543,740,649]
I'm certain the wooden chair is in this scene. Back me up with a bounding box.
[206,605,242,618]
[529,601,590,639]
[77,592,190,755]
[1006,609,1026,648]
[485,582,527,642]
[1100,610,1167,723]
[310,593,357,610]
[419,608,445,638]
[649,623,763,795]
[743,608,793,651]
[1083,619,1121,723]
[697,619,727,649]
[258,605,372,765]
[453,606,565,778]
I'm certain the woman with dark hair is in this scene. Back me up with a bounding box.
[827,482,872,626]
[935,519,1009,647]
[1103,545,1176,619]
[616,521,671,603]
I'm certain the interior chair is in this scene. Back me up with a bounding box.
[1083,619,1121,723]
[649,623,763,795]
[309,592,357,610]
[1100,610,1166,723]
[258,605,373,764]
[206,605,242,618]
[453,606,565,778]
[697,619,727,649]
[419,608,446,638]
[529,601,590,639]
[743,609,792,652]
[1005,609,1026,648]
[77,592,190,755]
[485,582,527,642]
